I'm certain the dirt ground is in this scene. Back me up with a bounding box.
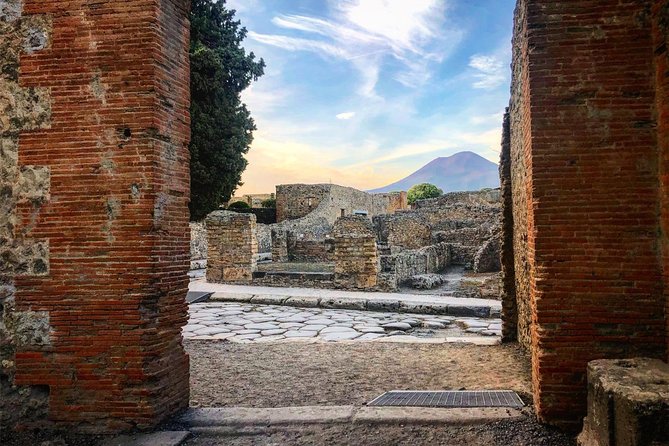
[186,340,533,408]
[185,340,574,445]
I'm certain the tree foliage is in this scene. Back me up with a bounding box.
[260,198,276,209]
[407,183,443,205]
[189,0,265,221]
[227,201,251,210]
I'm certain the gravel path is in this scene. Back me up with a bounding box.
[186,341,531,408]
[185,303,502,342]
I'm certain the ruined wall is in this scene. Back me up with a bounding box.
[1,0,191,432]
[287,236,334,262]
[276,183,407,224]
[373,213,432,251]
[206,211,257,284]
[333,216,379,290]
[190,222,207,260]
[378,243,451,291]
[509,0,667,428]
[276,184,329,222]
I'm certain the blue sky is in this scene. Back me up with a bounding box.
[227,0,515,194]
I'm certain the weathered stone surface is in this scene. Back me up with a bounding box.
[578,358,669,446]
[473,235,501,273]
[333,216,379,290]
[206,211,258,284]
[409,274,447,290]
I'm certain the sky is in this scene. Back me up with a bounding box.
[226,0,516,195]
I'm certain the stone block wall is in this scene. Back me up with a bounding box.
[373,213,432,251]
[276,184,329,222]
[271,227,288,262]
[287,236,334,262]
[378,243,451,291]
[206,211,257,284]
[333,216,379,289]
[1,0,191,432]
[507,0,668,429]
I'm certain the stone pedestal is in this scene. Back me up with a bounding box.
[206,211,257,283]
[333,216,379,290]
[578,358,669,446]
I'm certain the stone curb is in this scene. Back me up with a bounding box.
[179,406,524,433]
[209,292,499,318]
[99,431,190,446]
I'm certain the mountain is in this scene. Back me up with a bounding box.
[369,151,499,193]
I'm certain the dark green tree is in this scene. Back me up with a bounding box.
[189,0,265,221]
[407,183,443,205]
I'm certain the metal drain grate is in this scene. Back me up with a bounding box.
[368,390,524,408]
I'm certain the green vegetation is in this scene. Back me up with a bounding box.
[228,201,251,210]
[407,183,443,205]
[260,198,276,209]
[189,0,265,221]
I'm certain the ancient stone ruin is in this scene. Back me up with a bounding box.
[1,0,668,443]
[198,185,501,292]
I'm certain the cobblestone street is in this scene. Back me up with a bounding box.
[185,302,502,343]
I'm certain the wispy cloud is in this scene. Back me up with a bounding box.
[249,0,461,98]
[336,112,356,120]
[469,54,507,90]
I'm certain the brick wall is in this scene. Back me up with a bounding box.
[333,216,379,290]
[206,211,257,284]
[276,184,329,222]
[653,0,669,363]
[509,0,667,428]
[1,0,191,432]
[373,213,432,251]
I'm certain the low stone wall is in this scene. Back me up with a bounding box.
[287,236,334,262]
[378,242,451,291]
[206,211,257,284]
[252,271,335,289]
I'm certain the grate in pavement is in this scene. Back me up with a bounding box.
[368,390,524,408]
[186,291,212,304]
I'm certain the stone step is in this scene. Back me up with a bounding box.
[178,406,523,433]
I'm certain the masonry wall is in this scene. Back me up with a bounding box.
[206,211,257,284]
[276,183,408,224]
[509,0,667,429]
[0,0,191,432]
[653,0,669,363]
[333,216,379,290]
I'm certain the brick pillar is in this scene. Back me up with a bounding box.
[510,0,667,429]
[652,0,669,362]
[271,227,288,262]
[206,211,258,283]
[1,0,191,432]
[333,216,379,290]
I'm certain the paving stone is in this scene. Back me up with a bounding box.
[277,316,308,323]
[284,330,318,338]
[193,327,231,336]
[331,322,354,328]
[232,334,261,341]
[356,326,386,334]
[279,322,304,329]
[461,320,489,329]
[306,318,335,326]
[488,324,502,331]
[320,326,359,334]
[422,321,446,329]
[253,335,287,343]
[245,323,280,330]
[301,325,327,332]
[235,329,261,335]
[261,329,287,336]
[480,330,499,336]
[466,327,485,333]
[184,324,207,332]
[382,322,412,331]
[320,331,361,341]
[388,330,406,336]
[400,319,420,327]
[211,333,236,340]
